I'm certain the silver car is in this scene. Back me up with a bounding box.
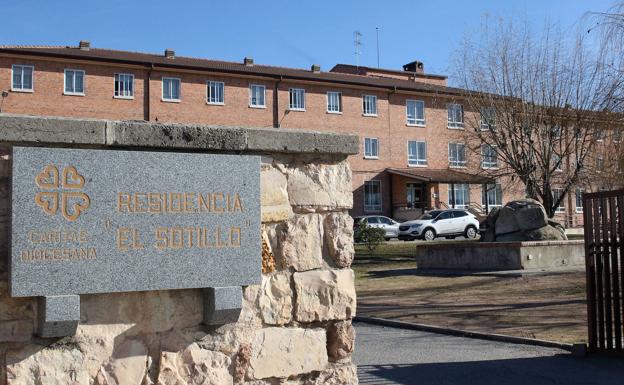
[353,215,400,241]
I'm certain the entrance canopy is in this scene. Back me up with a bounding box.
[387,168,494,184]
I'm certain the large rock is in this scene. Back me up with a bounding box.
[261,166,292,223]
[259,271,293,325]
[284,162,352,209]
[156,343,232,385]
[276,214,323,271]
[294,269,356,323]
[7,345,90,385]
[323,213,355,268]
[95,339,149,385]
[249,327,328,379]
[495,199,547,235]
[496,224,567,242]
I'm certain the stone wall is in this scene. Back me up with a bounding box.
[0,115,359,385]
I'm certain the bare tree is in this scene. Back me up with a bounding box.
[453,17,624,218]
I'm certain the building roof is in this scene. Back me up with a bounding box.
[0,45,466,97]
[330,63,448,80]
[387,168,494,184]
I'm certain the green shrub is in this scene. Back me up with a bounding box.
[355,224,386,252]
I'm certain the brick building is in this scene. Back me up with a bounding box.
[0,42,610,226]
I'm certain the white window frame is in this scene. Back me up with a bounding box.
[482,183,503,209]
[406,99,425,126]
[326,91,342,114]
[114,73,134,99]
[249,84,266,108]
[64,69,85,96]
[481,144,498,169]
[288,88,306,111]
[362,95,378,116]
[407,141,427,167]
[575,189,583,213]
[447,103,464,129]
[364,138,379,159]
[364,180,382,212]
[162,77,181,102]
[11,64,34,92]
[553,188,565,213]
[448,142,467,168]
[448,184,470,209]
[206,80,225,105]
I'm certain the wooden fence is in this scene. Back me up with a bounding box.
[583,189,624,351]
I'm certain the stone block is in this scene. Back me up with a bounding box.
[94,339,149,385]
[261,167,292,223]
[0,319,33,342]
[37,295,80,338]
[249,327,328,379]
[285,162,352,209]
[6,344,90,385]
[324,212,355,268]
[327,321,355,362]
[259,271,293,325]
[277,214,323,271]
[156,343,233,385]
[294,269,356,323]
[203,286,243,325]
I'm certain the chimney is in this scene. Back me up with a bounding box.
[243,57,254,66]
[402,60,424,74]
[78,41,90,51]
[164,49,175,59]
[311,64,321,73]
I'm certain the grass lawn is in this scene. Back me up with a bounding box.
[354,241,588,344]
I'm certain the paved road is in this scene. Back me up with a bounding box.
[354,322,624,385]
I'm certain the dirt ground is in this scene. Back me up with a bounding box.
[354,242,588,344]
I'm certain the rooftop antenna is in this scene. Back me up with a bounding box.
[376,27,380,68]
[354,30,362,70]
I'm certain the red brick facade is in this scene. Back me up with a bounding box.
[0,46,595,226]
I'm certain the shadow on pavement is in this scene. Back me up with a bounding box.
[358,354,624,385]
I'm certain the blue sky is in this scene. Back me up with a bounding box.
[1,0,616,80]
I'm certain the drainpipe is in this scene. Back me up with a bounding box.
[273,76,283,128]
[144,64,154,121]
[387,86,396,217]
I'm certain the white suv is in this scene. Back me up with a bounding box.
[398,209,480,241]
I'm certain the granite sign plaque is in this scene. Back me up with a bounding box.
[10,147,261,297]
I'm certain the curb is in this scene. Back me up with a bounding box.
[354,316,585,354]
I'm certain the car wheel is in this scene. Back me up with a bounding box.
[384,237,390,242]
[465,226,478,239]
[423,228,436,241]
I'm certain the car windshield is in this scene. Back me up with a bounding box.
[419,210,442,220]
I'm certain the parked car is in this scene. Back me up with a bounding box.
[397,209,480,241]
[353,215,400,241]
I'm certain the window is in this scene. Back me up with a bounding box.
[553,154,562,171]
[364,138,379,159]
[614,128,622,143]
[553,189,565,213]
[11,65,33,91]
[575,189,583,213]
[406,100,425,126]
[289,88,305,110]
[364,180,382,212]
[114,73,134,98]
[448,143,467,167]
[480,107,496,130]
[448,184,470,208]
[482,183,503,209]
[551,125,562,139]
[594,129,605,142]
[64,69,85,95]
[327,91,342,113]
[366,217,379,224]
[597,156,604,172]
[362,95,377,116]
[207,81,224,104]
[162,77,181,101]
[447,103,464,129]
[249,84,265,107]
[407,141,427,166]
[482,144,498,169]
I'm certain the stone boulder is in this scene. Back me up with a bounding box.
[482,199,567,242]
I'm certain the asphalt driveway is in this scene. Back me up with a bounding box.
[355,322,624,385]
